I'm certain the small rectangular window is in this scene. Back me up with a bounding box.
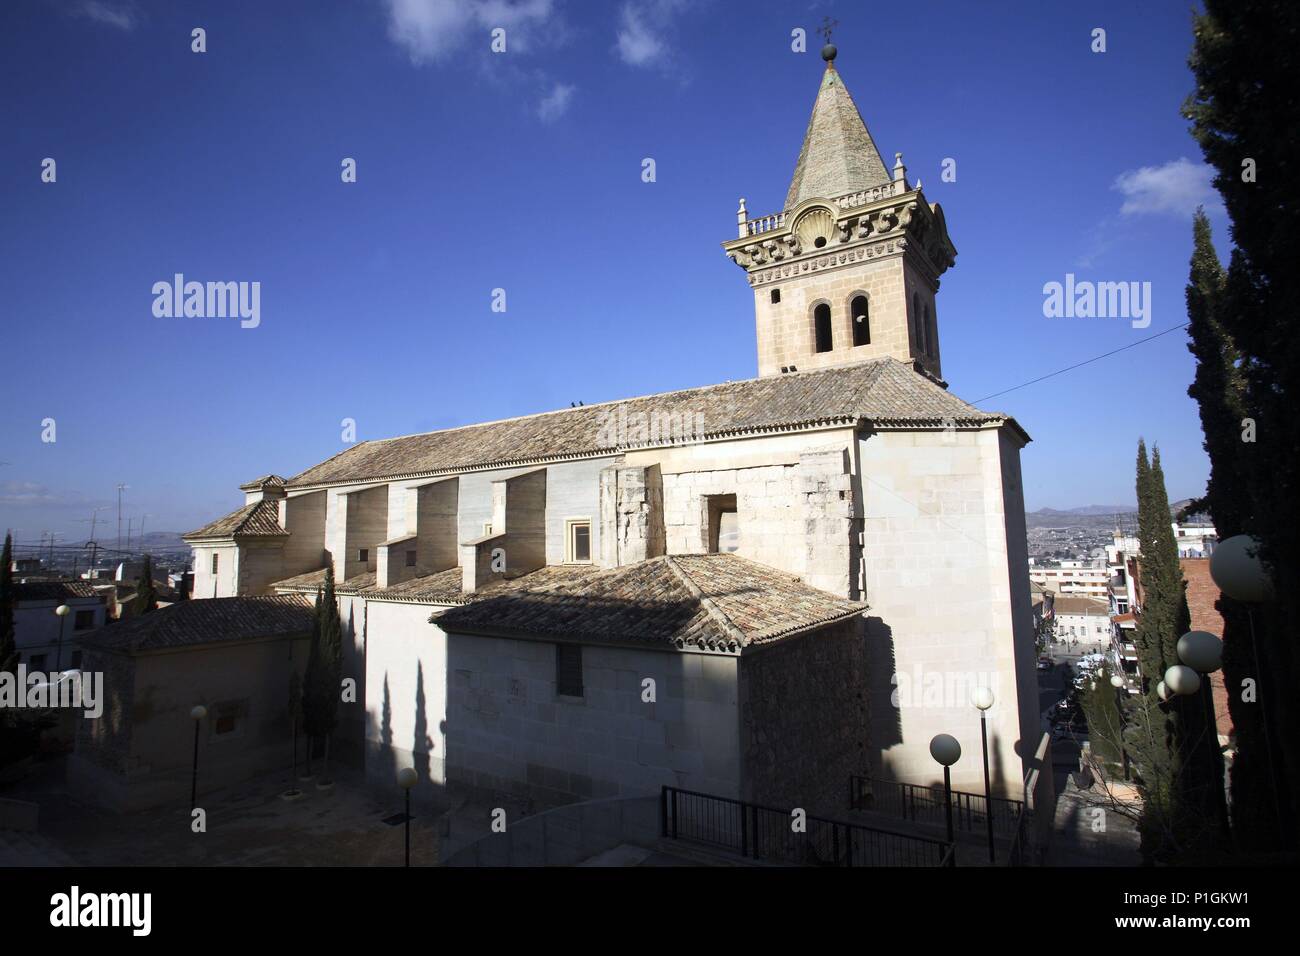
[211,553,219,574]
[483,522,494,536]
[358,548,369,563]
[556,644,583,698]
[566,519,592,563]
[405,550,417,568]
[770,288,781,304]
[74,610,95,630]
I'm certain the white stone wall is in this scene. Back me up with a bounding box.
[857,425,1030,796]
[360,600,448,806]
[445,635,741,804]
[12,596,106,665]
[190,542,237,598]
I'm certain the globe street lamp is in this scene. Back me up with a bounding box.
[1209,535,1281,834]
[1175,630,1231,842]
[189,705,207,811]
[397,767,418,867]
[929,733,961,858]
[971,687,997,863]
[53,604,70,672]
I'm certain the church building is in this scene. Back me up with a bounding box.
[178,46,1037,811]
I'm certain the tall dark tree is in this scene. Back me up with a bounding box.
[1182,211,1274,848]
[302,562,343,783]
[132,554,158,616]
[1184,0,1300,853]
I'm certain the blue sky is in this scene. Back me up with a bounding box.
[1,0,1227,546]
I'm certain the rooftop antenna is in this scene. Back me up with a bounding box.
[116,483,128,552]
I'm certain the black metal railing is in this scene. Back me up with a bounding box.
[1005,806,1029,866]
[661,785,954,867]
[848,774,1024,838]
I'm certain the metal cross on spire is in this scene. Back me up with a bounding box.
[817,16,838,46]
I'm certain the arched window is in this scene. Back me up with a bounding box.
[911,293,923,353]
[851,294,870,346]
[814,303,833,353]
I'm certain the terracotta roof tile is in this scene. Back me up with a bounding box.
[12,580,99,602]
[284,359,1012,489]
[90,595,314,653]
[183,499,286,540]
[434,554,865,650]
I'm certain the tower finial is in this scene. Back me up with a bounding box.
[818,16,838,63]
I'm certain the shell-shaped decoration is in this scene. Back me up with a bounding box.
[793,206,835,250]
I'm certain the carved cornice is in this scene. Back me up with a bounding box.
[723,189,957,282]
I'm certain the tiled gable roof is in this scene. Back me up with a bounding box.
[239,474,286,491]
[284,358,1014,489]
[91,595,314,653]
[183,499,286,540]
[269,565,599,605]
[12,580,99,602]
[433,554,866,651]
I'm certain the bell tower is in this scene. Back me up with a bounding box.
[723,43,957,380]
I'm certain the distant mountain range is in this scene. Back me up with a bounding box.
[1030,505,1137,518]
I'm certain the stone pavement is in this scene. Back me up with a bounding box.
[7,757,442,866]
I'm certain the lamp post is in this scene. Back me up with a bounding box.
[929,733,961,860]
[1110,672,1131,780]
[53,604,70,672]
[1175,630,1232,844]
[970,687,996,863]
[397,767,418,867]
[189,705,207,811]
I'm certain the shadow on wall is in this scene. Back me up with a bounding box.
[865,616,901,766]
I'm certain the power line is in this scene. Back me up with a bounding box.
[972,322,1190,404]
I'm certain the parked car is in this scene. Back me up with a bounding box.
[1037,658,1053,671]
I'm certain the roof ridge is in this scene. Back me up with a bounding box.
[334,358,909,450]
[662,555,749,645]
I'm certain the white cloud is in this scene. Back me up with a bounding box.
[72,1,138,31]
[1113,157,1222,217]
[536,81,575,122]
[615,0,687,68]
[384,0,556,64]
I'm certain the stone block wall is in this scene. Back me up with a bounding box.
[751,248,938,377]
[738,616,869,813]
[800,445,859,598]
[444,634,741,805]
[599,462,665,567]
[857,425,1028,795]
[281,490,327,578]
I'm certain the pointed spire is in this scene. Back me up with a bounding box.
[784,50,891,210]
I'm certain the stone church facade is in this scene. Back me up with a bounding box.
[181,49,1036,809]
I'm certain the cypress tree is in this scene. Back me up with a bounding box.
[132,554,158,616]
[1184,0,1300,852]
[302,562,343,783]
[316,564,343,783]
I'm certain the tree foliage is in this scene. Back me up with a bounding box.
[1182,0,1300,853]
